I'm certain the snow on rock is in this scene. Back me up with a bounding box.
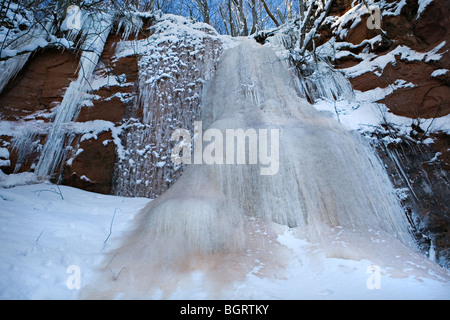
[431,69,449,77]
[0,171,40,188]
[0,148,9,159]
[0,7,44,93]
[418,0,434,18]
[0,148,10,167]
[338,41,447,79]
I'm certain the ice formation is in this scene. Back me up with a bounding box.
[84,39,417,299]
[34,12,113,178]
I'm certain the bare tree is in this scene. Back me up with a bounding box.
[194,0,210,24]
[298,0,304,20]
[298,0,334,55]
[261,0,280,27]
[249,0,260,35]
[219,0,235,36]
[232,0,249,36]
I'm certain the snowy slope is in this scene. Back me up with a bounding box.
[0,182,449,300]
[0,182,150,300]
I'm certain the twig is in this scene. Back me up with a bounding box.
[110,266,126,281]
[54,184,64,200]
[35,228,45,242]
[334,100,341,123]
[104,208,118,244]
[35,185,64,200]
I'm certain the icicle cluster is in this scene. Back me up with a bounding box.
[293,60,355,102]
[112,14,232,198]
[0,3,45,93]
[34,12,113,178]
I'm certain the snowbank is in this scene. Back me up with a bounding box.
[0,184,150,299]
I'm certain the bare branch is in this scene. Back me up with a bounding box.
[261,0,280,27]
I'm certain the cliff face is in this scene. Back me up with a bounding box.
[375,132,450,267]
[61,31,141,195]
[0,49,79,175]
[0,28,134,194]
[325,0,450,268]
[336,0,450,119]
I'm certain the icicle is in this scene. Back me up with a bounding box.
[0,21,48,93]
[293,60,355,102]
[11,132,41,173]
[35,12,113,178]
[115,12,144,40]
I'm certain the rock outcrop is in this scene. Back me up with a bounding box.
[327,0,449,268]
[334,0,449,119]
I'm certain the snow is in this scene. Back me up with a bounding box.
[0,183,448,300]
[0,148,9,159]
[312,95,450,136]
[80,175,92,182]
[0,183,150,299]
[0,148,11,167]
[0,160,10,167]
[0,36,73,60]
[431,69,449,77]
[0,171,40,188]
[155,161,167,168]
[355,79,415,101]
[427,152,442,163]
[418,0,434,18]
[388,0,407,16]
[0,120,50,137]
[339,42,447,79]
[332,4,366,40]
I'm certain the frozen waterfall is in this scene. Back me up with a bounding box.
[84,39,417,299]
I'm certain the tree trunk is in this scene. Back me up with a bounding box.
[298,0,304,20]
[250,0,259,35]
[261,0,280,27]
[227,0,236,37]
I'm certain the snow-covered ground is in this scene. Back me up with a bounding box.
[0,181,150,300]
[0,181,449,300]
